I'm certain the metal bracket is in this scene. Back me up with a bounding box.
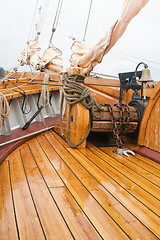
[113,147,135,157]
[119,71,142,103]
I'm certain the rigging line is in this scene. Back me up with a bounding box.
[110,53,160,72]
[91,72,119,79]
[55,0,63,29]
[83,0,93,41]
[44,21,77,41]
[49,0,64,46]
[0,73,42,94]
[112,50,160,65]
[36,0,50,40]
[28,0,39,41]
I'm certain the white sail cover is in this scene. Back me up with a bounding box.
[18,42,64,74]
[70,0,149,74]
[18,40,41,66]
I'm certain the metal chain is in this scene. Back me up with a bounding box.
[115,103,131,135]
[104,103,123,149]
[122,104,131,135]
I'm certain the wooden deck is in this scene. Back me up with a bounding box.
[0,130,160,239]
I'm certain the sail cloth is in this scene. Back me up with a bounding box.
[18,41,64,74]
[70,0,149,74]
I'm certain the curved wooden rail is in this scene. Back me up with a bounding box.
[136,81,160,162]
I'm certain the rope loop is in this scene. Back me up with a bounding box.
[0,92,10,131]
[60,73,104,148]
[63,73,104,118]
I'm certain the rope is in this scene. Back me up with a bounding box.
[39,73,50,107]
[28,0,39,40]
[0,92,10,131]
[36,0,50,41]
[49,0,64,47]
[60,73,104,148]
[83,0,93,41]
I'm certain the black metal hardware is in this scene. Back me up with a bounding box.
[22,92,43,130]
[22,106,43,130]
[119,71,142,103]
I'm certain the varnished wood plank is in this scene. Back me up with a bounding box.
[92,107,138,121]
[87,85,120,99]
[67,148,159,240]
[5,71,60,82]
[157,99,160,152]
[108,147,160,178]
[8,150,45,239]
[85,76,120,87]
[91,121,137,132]
[19,144,73,240]
[88,143,160,200]
[138,81,160,146]
[76,147,160,239]
[50,131,160,239]
[86,143,160,215]
[102,147,160,187]
[28,137,102,240]
[37,132,129,240]
[90,88,119,105]
[0,161,18,240]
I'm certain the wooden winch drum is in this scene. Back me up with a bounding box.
[91,105,138,134]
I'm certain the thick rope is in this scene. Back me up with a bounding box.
[39,74,50,107]
[0,92,10,131]
[60,73,104,148]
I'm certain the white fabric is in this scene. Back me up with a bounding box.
[70,0,149,73]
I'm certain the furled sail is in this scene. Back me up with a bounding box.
[18,41,64,74]
[70,0,149,74]
[18,40,41,66]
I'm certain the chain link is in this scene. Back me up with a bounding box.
[115,103,131,135]
[105,103,131,149]
[104,103,123,149]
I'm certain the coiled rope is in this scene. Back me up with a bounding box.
[0,92,10,131]
[60,73,104,148]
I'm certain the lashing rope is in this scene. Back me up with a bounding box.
[60,73,104,148]
[0,93,10,131]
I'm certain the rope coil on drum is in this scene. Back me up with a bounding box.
[0,92,10,131]
[60,73,104,148]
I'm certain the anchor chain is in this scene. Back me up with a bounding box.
[114,103,131,135]
[105,103,135,156]
[104,103,123,149]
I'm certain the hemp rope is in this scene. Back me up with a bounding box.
[0,92,10,131]
[60,73,104,148]
[39,73,50,107]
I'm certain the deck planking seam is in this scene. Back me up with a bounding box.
[8,160,20,240]
[88,144,160,202]
[86,146,160,216]
[52,131,160,217]
[19,149,47,240]
[131,153,160,171]
[49,131,160,239]
[67,148,160,237]
[35,137,104,240]
[48,131,160,239]
[99,147,160,188]
[100,147,160,188]
[27,143,76,240]
[123,142,160,170]
[107,147,160,180]
[76,148,160,218]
